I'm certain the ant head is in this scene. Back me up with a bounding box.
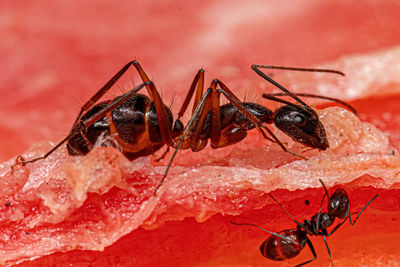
[328,188,349,220]
[274,105,329,150]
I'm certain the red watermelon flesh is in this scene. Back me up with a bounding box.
[1,1,400,266]
[0,47,399,266]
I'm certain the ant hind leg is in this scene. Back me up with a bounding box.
[295,238,317,267]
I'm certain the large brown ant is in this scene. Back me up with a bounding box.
[231,179,379,266]
[12,61,357,194]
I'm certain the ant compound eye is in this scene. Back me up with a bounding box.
[293,114,306,126]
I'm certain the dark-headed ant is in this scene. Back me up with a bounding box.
[231,180,379,266]
[12,61,357,195]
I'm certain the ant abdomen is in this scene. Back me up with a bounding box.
[67,94,183,160]
[67,101,112,156]
[260,229,306,261]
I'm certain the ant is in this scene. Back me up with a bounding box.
[12,61,357,195]
[231,179,379,266]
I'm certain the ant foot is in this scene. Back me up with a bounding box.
[10,155,26,174]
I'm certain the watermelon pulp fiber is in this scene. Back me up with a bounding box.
[1,0,400,266]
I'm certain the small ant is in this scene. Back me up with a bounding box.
[231,179,379,266]
[12,61,357,195]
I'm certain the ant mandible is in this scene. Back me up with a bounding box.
[12,61,357,195]
[231,179,379,266]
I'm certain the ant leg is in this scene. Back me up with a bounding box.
[154,75,309,195]
[142,81,173,146]
[153,88,214,195]
[201,79,277,150]
[348,193,379,225]
[119,61,174,146]
[230,221,299,245]
[13,62,146,167]
[263,93,359,116]
[79,60,173,146]
[214,80,308,160]
[154,147,170,162]
[176,69,205,120]
[326,217,348,237]
[72,60,152,127]
[322,235,334,266]
[251,64,344,109]
[327,206,375,237]
[155,68,206,159]
[295,238,317,267]
[14,60,169,167]
[14,83,150,166]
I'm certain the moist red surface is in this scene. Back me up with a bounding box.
[1,1,400,266]
[2,60,399,266]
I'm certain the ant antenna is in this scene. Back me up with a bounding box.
[267,193,307,231]
[319,179,331,202]
[263,93,359,116]
[252,64,345,112]
[230,221,299,245]
[315,181,329,233]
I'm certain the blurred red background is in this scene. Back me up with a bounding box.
[2,0,400,161]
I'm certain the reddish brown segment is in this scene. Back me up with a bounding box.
[260,229,306,261]
[13,60,358,197]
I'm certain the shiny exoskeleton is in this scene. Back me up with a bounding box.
[13,61,357,195]
[66,94,183,160]
[232,179,379,266]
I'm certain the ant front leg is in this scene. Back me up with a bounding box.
[326,217,348,237]
[154,76,268,194]
[348,193,379,226]
[153,87,214,195]
[212,79,308,160]
[321,235,334,267]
